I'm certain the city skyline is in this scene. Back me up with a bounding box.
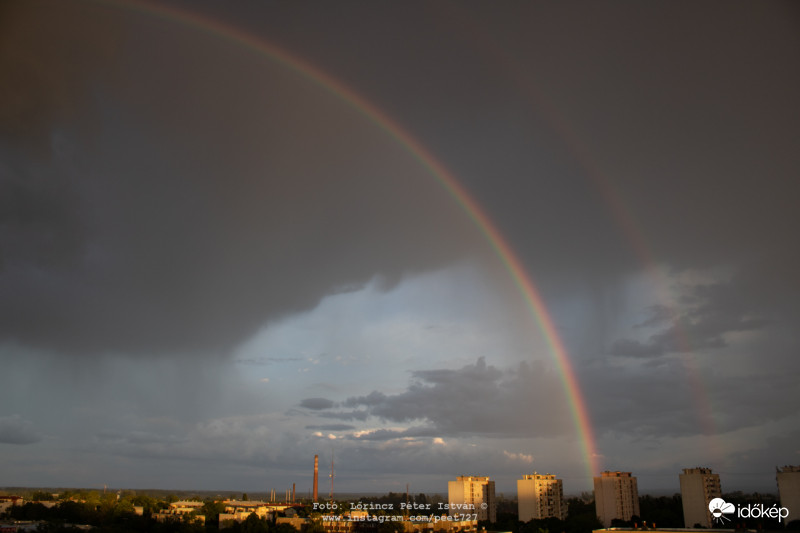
[1,1,799,495]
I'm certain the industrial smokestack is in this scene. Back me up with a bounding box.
[313,455,319,502]
[292,483,296,503]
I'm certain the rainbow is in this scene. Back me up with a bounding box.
[94,0,600,478]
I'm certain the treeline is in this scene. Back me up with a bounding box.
[2,500,315,533]
[484,498,603,533]
[352,492,444,515]
[2,500,199,533]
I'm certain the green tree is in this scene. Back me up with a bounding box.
[306,519,324,533]
[203,500,227,527]
[241,513,269,533]
[29,490,54,501]
[273,523,299,533]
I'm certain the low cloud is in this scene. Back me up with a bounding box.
[611,277,774,358]
[336,357,572,437]
[349,426,437,441]
[503,450,534,464]
[236,357,303,366]
[0,415,42,445]
[300,398,336,410]
[305,424,355,431]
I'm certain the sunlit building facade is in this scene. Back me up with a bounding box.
[594,471,640,527]
[777,465,800,523]
[679,467,721,528]
[518,473,566,521]
[448,475,496,522]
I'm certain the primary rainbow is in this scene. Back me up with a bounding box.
[99,0,600,478]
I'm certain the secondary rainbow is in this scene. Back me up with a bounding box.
[99,0,601,478]
[468,29,723,457]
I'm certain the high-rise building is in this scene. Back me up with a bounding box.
[777,465,800,523]
[594,471,640,527]
[448,475,496,522]
[518,473,566,521]
[679,467,721,528]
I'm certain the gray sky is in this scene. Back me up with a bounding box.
[1,1,799,496]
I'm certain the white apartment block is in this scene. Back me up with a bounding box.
[448,475,496,522]
[679,467,721,528]
[777,465,800,523]
[594,471,640,527]
[518,473,566,521]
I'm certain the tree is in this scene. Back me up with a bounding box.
[306,519,325,533]
[241,513,269,533]
[203,500,227,527]
[273,523,299,533]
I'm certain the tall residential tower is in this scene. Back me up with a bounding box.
[777,465,800,523]
[594,471,640,527]
[679,467,721,528]
[518,473,566,521]
[448,475,496,522]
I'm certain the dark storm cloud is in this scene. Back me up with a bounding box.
[244,2,800,290]
[0,415,41,445]
[338,358,571,437]
[2,0,798,362]
[2,0,799,492]
[299,398,335,411]
[0,1,477,357]
[0,2,123,150]
[0,2,123,275]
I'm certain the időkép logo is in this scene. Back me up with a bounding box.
[709,498,789,524]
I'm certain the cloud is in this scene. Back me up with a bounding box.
[608,338,665,358]
[349,426,437,441]
[300,398,335,411]
[1,0,798,495]
[581,349,800,440]
[236,357,303,366]
[317,410,370,422]
[503,450,533,464]
[0,415,42,445]
[343,391,388,408]
[300,398,336,410]
[610,274,776,358]
[0,2,478,358]
[634,305,674,329]
[337,357,572,437]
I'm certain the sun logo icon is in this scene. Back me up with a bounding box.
[708,498,736,523]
